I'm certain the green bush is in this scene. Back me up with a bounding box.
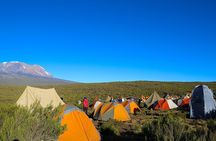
[207,120,216,141]
[142,114,187,141]
[0,103,65,141]
[0,104,17,131]
[141,113,216,141]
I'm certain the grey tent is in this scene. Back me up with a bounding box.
[145,91,161,108]
[190,85,216,119]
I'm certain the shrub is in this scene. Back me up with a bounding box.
[0,103,65,141]
[207,119,216,141]
[0,104,17,131]
[131,123,142,134]
[142,114,187,141]
[141,113,216,141]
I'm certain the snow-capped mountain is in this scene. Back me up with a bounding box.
[0,61,52,78]
[0,61,75,85]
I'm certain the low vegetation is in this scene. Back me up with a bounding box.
[0,103,64,141]
[0,81,216,105]
[94,110,216,141]
[0,81,216,140]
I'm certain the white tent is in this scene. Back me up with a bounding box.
[93,101,103,110]
[167,99,178,109]
[190,85,216,118]
[16,86,65,108]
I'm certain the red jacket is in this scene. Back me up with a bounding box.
[83,99,89,108]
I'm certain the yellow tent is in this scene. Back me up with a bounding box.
[59,105,101,141]
[121,101,141,114]
[99,103,113,117]
[16,86,65,108]
[98,103,131,121]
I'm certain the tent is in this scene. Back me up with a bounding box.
[180,97,191,107]
[16,86,65,108]
[92,102,103,120]
[177,99,183,106]
[154,98,178,110]
[190,85,216,119]
[92,103,113,120]
[121,101,141,114]
[93,101,103,110]
[98,103,131,121]
[59,105,101,141]
[145,91,161,108]
[105,96,111,103]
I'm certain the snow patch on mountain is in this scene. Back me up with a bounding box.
[0,61,53,78]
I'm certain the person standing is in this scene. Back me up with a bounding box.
[83,97,89,115]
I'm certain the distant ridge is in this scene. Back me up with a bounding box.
[0,61,76,85]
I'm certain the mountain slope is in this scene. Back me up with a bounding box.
[0,61,75,85]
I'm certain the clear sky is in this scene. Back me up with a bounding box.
[0,0,215,82]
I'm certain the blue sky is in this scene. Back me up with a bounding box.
[0,0,216,82]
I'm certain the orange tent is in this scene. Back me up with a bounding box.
[154,98,178,110]
[121,101,141,114]
[180,97,191,107]
[59,105,101,141]
[98,103,131,121]
[154,99,167,110]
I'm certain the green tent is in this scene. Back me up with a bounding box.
[145,91,161,108]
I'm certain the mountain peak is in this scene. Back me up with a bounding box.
[0,61,52,78]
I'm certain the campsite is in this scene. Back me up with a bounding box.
[1,0,216,140]
[0,81,216,141]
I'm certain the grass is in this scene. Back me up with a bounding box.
[0,81,216,140]
[0,81,215,105]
